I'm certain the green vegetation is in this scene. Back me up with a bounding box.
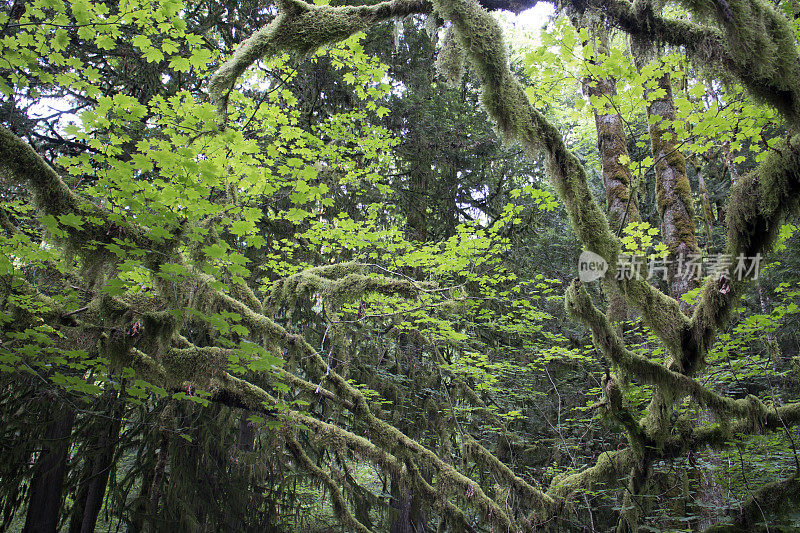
[2,0,800,531]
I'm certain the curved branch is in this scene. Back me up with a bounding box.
[564,279,784,423]
[691,135,800,354]
[209,0,432,122]
[581,0,800,126]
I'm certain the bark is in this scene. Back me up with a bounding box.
[582,21,641,332]
[141,431,169,533]
[692,156,715,250]
[68,391,123,533]
[389,470,428,533]
[645,71,701,310]
[22,403,75,533]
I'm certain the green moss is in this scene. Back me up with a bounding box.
[269,263,425,316]
[435,25,465,85]
[210,0,432,123]
[549,449,632,500]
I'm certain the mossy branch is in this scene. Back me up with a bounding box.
[211,372,519,530]
[0,125,176,272]
[586,0,800,125]
[286,436,375,533]
[432,0,691,354]
[691,135,800,354]
[702,474,800,532]
[269,262,429,313]
[463,436,554,518]
[565,279,786,424]
[209,0,431,124]
[548,449,633,501]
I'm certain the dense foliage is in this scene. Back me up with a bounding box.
[1,0,800,531]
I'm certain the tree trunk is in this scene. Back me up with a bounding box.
[389,469,428,533]
[646,71,701,311]
[68,391,123,533]
[23,403,75,533]
[141,431,169,533]
[582,21,641,333]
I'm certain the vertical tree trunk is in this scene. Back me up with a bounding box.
[68,391,123,533]
[645,71,701,310]
[389,470,428,533]
[23,403,75,533]
[142,431,169,533]
[692,156,715,250]
[582,21,641,333]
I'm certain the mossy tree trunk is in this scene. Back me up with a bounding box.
[645,70,700,308]
[582,19,641,333]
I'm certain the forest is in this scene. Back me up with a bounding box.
[2,0,800,531]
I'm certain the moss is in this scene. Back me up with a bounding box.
[270,263,426,317]
[209,0,433,123]
[286,436,374,533]
[601,0,800,125]
[549,449,633,500]
[692,134,800,352]
[462,437,554,518]
[435,25,465,85]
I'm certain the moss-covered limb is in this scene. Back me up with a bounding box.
[703,474,800,531]
[285,332,542,528]
[671,401,800,455]
[277,366,356,409]
[129,347,168,384]
[209,0,431,122]
[285,436,375,533]
[230,277,263,315]
[405,462,480,533]
[463,436,554,517]
[0,126,167,267]
[676,0,800,121]
[617,276,689,353]
[269,264,426,313]
[691,134,800,355]
[547,448,634,501]
[433,0,688,352]
[615,456,654,533]
[565,280,781,425]
[0,125,81,225]
[213,371,519,530]
[167,332,351,409]
[434,0,618,263]
[436,24,466,85]
[579,0,800,126]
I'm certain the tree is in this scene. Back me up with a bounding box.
[2,0,800,531]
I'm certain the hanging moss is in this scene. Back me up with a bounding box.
[286,436,374,533]
[435,25,465,85]
[692,134,800,351]
[462,436,554,519]
[589,0,800,126]
[549,449,633,500]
